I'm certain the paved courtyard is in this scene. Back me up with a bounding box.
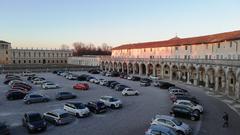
[0,72,240,135]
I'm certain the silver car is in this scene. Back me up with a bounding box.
[23,94,49,104]
[43,109,74,126]
[151,115,192,135]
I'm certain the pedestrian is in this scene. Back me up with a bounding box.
[222,112,229,128]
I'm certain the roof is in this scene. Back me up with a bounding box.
[112,30,240,50]
[0,40,10,44]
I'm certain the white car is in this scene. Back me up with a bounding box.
[64,102,90,118]
[9,80,25,86]
[127,76,133,80]
[33,79,47,85]
[66,74,77,80]
[122,88,139,96]
[100,96,122,108]
[174,100,203,113]
[105,72,111,77]
[89,78,99,84]
[42,82,59,89]
[151,115,192,135]
[21,71,35,77]
[99,79,108,86]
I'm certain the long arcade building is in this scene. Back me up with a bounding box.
[100,30,240,99]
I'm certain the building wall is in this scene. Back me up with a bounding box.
[0,41,11,64]
[112,40,240,60]
[67,56,101,66]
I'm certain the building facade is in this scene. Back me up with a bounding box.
[0,40,72,65]
[100,30,240,99]
[67,55,102,66]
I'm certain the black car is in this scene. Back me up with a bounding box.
[115,84,129,91]
[159,82,175,89]
[131,76,141,81]
[56,92,77,100]
[110,82,120,89]
[170,105,200,121]
[86,76,95,81]
[106,81,117,87]
[111,71,120,77]
[22,112,47,133]
[86,101,107,114]
[0,122,10,135]
[175,95,199,104]
[77,74,89,81]
[6,91,27,100]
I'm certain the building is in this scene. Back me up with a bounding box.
[0,40,72,65]
[68,55,102,66]
[100,30,240,99]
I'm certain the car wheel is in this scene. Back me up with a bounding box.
[124,93,128,96]
[190,116,196,121]
[26,101,31,104]
[176,130,184,135]
[135,93,139,96]
[110,104,115,109]
[27,127,33,133]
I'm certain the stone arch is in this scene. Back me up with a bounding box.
[113,62,118,71]
[134,63,139,74]
[171,65,179,80]
[207,68,215,89]
[163,64,170,79]
[147,63,153,76]
[123,62,127,73]
[180,65,187,82]
[227,70,236,97]
[118,62,122,72]
[189,65,197,84]
[198,66,206,87]
[216,68,226,93]
[155,64,161,77]
[140,63,146,75]
[128,63,133,74]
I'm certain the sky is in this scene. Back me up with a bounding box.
[0,0,240,49]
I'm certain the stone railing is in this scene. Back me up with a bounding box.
[100,56,240,67]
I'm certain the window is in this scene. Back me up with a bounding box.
[150,48,152,52]
[39,52,41,57]
[144,49,146,52]
[165,71,168,74]
[185,46,188,50]
[175,46,178,51]
[29,60,31,63]
[19,60,21,64]
[209,55,211,59]
[216,55,219,59]
[231,78,234,84]
[29,52,31,57]
[205,55,208,60]
[228,55,231,59]
[6,50,8,54]
[218,43,221,48]
[24,60,26,63]
[184,55,187,59]
[206,44,208,49]
[13,60,15,64]
[39,60,41,63]
[34,60,36,63]
[230,41,233,48]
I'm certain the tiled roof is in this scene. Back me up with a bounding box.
[0,40,10,44]
[112,30,240,50]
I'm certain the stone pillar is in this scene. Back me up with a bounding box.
[139,65,142,76]
[133,65,136,75]
[205,75,209,88]
[178,71,181,81]
[127,64,129,75]
[215,77,219,92]
[235,82,240,100]
[169,67,172,81]
[161,68,164,79]
[153,65,156,77]
[187,71,190,84]
[146,64,149,77]
[225,78,229,96]
[122,64,124,73]
[194,72,199,86]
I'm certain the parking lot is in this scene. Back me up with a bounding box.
[1,71,240,135]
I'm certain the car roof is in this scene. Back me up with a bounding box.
[176,99,191,103]
[101,96,113,98]
[149,124,172,132]
[49,109,67,114]
[154,115,174,121]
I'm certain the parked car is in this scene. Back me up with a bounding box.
[6,90,27,100]
[110,71,120,77]
[56,92,77,100]
[99,79,108,86]
[174,100,203,113]
[122,88,139,96]
[77,74,89,81]
[64,102,90,118]
[170,94,199,104]
[110,82,120,89]
[11,83,32,91]
[159,82,175,89]
[100,96,122,109]
[24,94,49,104]
[43,109,74,125]
[115,84,129,91]
[105,72,112,77]
[42,82,59,89]
[89,78,99,84]
[21,71,35,77]
[151,115,192,135]
[170,105,200,121]
[73,83,89,90]
[86,76,95,81]
[0,122,10,135]
[8,80,25,86]
[86,101,107,114]
[22,112,47,133]
[145,124,177,135]
[100,71,107,76]
[105,80,117,87]
[32,78,47,85]
[66,74,78,80]
[4,78,22,85]
[131,76,141,81]
[140,78,152,86]
[169,88,189,95]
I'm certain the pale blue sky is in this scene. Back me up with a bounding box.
[0,0,240,49]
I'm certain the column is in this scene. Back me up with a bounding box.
[153,65,156,77]
[205,75,209,88]
[235,82,239,100]
[139,65,142,76]
[225,78,229,96]
[169,67,172,81]
[215,77,219,92]
[161,68,164,79]
[146,64,149,77]
[187,71,190,84]
[127,64,129,74]
[194,72,199,86]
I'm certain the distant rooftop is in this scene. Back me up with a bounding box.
[0,40,10,44]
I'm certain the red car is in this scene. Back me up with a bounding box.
[73,83,89,90]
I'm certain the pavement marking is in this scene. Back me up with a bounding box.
[10,122,22,127]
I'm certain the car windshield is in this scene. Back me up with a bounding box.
[109,98,118,102]
[74,103,86,109]
[60,92,70,95]
[172,118,182,126]
[29,114,42,122]
[59,113,70,118]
